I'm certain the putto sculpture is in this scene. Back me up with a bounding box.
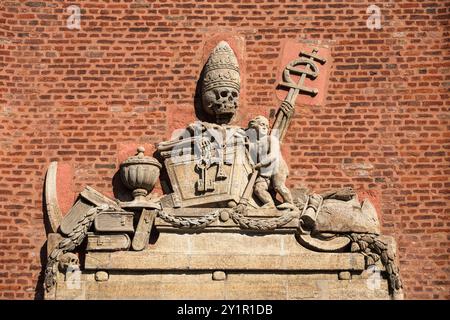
[247,115,294,210]
[42,39,403,300]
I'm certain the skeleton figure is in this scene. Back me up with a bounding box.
[247,116,295,210]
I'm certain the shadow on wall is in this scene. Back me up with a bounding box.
[35,186,49,300]
[34,243,46,300]
[194,64,215,124]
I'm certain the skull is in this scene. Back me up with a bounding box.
[202,86,239,124]
[58,252,79,272]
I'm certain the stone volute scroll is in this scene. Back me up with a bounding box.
[42,39,403,300]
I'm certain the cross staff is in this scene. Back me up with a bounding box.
[239,48,327,206]
[272,48,327,142]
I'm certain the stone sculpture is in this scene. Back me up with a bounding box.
[119,146,161,208]
[247,115,294,209]
[42,40,403,300]
[201,41,240,125]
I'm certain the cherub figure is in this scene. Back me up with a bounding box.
[247,115,295,210]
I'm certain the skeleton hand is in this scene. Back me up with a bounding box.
[280,100,294,116]
[200,139,211,150]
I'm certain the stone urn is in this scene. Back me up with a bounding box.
[120,146,161,207]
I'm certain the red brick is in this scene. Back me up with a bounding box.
[0,0,448,300]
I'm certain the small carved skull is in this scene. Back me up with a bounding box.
[58,252,79,272]
[202,86,239,122]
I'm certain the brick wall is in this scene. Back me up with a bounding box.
[0,0,448,299]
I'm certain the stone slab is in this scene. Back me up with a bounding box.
[53,231,393,300]
[85,232,365,271]
[53,271,390,300]
[86,233,131,251]
[85,251,364,271]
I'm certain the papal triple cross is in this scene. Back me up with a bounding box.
[272,48,327,141]
[240,48,328,206]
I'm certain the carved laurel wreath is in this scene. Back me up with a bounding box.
[346,233,403,295]
[156,204,297,231]
[229,204,297,230]
[44,204,110,292]
[156,208,221,229]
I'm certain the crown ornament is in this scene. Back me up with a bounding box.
[202,41,240,92]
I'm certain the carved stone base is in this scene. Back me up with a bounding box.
[50,271,392,300]
[46,232,397,300]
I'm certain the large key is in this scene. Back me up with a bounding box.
[196,160,215,192]
[197,162,206,192]
[217,158,227,180]
[206,169,214,191]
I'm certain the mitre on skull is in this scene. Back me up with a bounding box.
[201,41,240,124]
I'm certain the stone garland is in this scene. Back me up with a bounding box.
[44,204,109,292]
[156,204,297,231]
[156,208,221,229]
[346,233,403,295]
[230,204,297,230]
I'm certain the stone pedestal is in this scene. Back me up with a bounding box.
[47,232,393,300]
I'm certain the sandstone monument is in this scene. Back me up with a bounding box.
[43,40,403,300]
